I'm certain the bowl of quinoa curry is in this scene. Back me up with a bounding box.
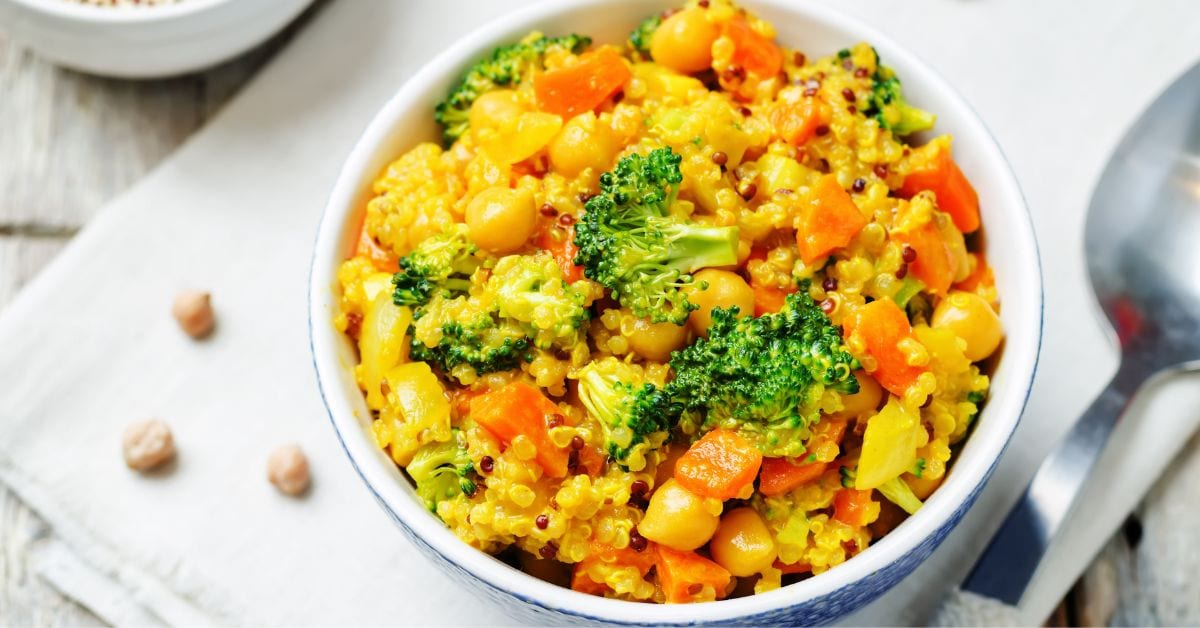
[310,0,1042,623]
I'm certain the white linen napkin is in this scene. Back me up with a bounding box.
[1,0,1199,625]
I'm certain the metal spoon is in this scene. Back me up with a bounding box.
[963,61,1200,604]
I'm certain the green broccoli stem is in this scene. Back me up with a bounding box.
[655,222,740,274]
[578,369,622,429]
[877,476,924,515]
[891,102,937,136]
[442,277,473,295]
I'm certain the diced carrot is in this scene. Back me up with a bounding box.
[770,97,832,146]
[536,222,585,283]
[570,570,609,596]
[654,544,732,604]
[796,174,869,264]
[752,282,793,316]
[746,246,797,316]
[572,540,656,595]
[353,216,399,273]
[470,382,569,478]
[900,144,980,233]
[759,459,827,497]
[450,386,484,420]
[674,428,763,500]
[721,15,783,78]
[758,419,846,496]
[892,220,957,296]
[773,559,812,575]
[842,300,929,397]
[833,488,876,527]
[954,252,994,293]
[577,443,607,477]
[534,48,632,120]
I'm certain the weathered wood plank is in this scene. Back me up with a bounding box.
[0,28,284,231]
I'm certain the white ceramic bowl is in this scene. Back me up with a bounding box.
[310,0,1043,623]
[0,0,312,79]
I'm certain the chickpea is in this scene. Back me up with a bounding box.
[637,478,721,551]
[686,269,755,336]
[172,290,215,339]
[835,372,883,419]
[267,444,311,496]
[548,113,618,178]
[624,315,689,362]
[932,291,1003,361]
[710,507,776,577]
[650,7,719,74]
[465,187,537,254]
[122,419,174,472]
[468,89,524,131]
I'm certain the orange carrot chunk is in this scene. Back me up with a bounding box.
[354,219,399,273]
[654,544,732,604]
[893,220,957,296]
[900,145,980,233]
[722,15,783,78]
[843,300,929,397]
[534,48,631,120]
[770,97,831,146]
[470,382,569,478]
[833,488,876,527]
[759,458,827,497]
[797,174,869,264]
[674,428,763,500]
[746,247,797,316]
[536,222,585,284]
[954,252,994,293]
[572,540,656,595]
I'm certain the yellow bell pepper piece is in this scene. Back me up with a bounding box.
[374,362,451,467]
[856,398,925,490]
[357,274,412,410]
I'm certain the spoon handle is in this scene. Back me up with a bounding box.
[962,357,1149,605]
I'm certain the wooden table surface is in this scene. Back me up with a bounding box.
[1,13,1197,627]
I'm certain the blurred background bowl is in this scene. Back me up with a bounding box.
[0,0,312,79]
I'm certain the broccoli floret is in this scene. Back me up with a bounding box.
[409,253,597,382]
[407,432,476,511]
[629,14,661,55]
[410,297,531,377]
[434,33,592,145]
[489,254,592,349]
[866,50,935,136]
[574,147,739,324]
[667,292,860,457]
[392,224,481,306]
[877,476,923,515]
[577,358,678,468]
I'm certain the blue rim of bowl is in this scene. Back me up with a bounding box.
[306,0,1045,622]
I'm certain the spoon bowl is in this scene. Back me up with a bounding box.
[1086,62,1200,368]
[965,61,1200,604]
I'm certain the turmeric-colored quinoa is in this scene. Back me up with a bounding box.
[336,0,1002,604]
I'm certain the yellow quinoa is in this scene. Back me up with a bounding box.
[335,0,1001,605]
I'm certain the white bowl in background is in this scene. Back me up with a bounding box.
[309,0,1043,623]
[0,0,312,79]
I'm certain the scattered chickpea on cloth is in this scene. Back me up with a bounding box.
[122,419,175,471]
[268,444,311,496]
[172,290,215,339]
